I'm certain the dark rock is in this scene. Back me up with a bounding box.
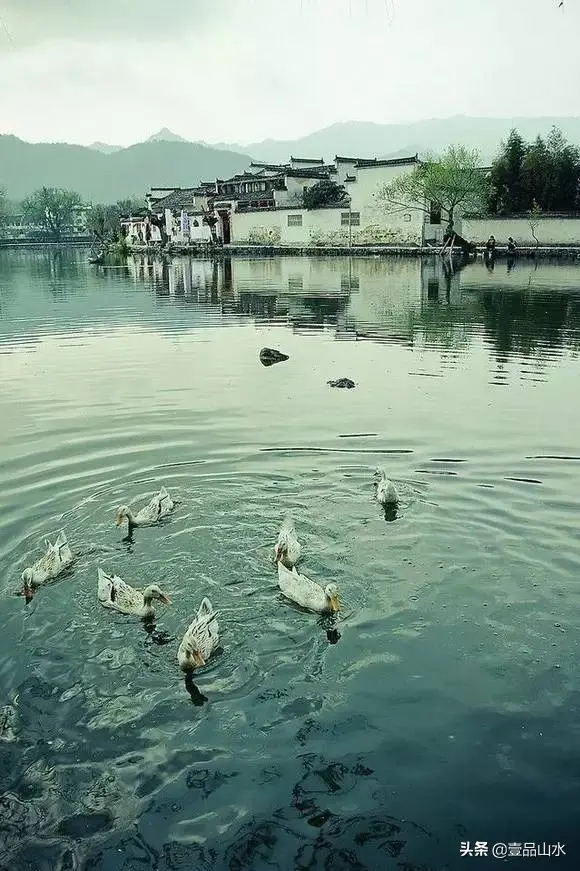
[327,378,356,389]
[259,347,289,367]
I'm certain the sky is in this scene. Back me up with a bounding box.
[0,0,578,148]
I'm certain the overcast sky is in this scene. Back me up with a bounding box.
[0,0,577,147]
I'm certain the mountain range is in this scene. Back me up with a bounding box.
[3,116,580,205]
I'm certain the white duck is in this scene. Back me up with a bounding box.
[115,486,174,532]
[97,567,172,618]
[177,597,219,671]
[276,560,340,614]
[273,515,301,568]
[21,530,73,594]
[375,467,399,506]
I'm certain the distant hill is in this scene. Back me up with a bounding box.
[146,128,190,144]
[0,136,251,203]
[88,141,123,154]
[211,115,580,165]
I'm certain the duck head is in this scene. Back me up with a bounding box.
[324,583,340,613]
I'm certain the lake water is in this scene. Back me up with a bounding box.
[1,248,580,871]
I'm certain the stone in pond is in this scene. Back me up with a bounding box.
[259,347,289,367]
[327,378,356,389]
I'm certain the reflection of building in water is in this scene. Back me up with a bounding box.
[123,254,580,357]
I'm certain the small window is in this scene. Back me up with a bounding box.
[341,211,360,226]
[192,219,199,227]
[288,214,303,226]
[288,277,303,290]
[403,213,411,222]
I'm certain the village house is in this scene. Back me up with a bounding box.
[126,153,447,249]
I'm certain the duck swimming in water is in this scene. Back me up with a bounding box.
[97,567,172,619]
[177,597,219,671]
[375,467,399,506]
[21,530,73,597]
[273,515,301,568]
[115,486,174,533]
[276,560,340,615]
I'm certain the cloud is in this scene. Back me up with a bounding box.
[0,0,232,45]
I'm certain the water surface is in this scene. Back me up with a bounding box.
[1,249,580,870]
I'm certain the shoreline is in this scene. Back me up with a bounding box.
[1,239,580,259]
[126,242,580,259]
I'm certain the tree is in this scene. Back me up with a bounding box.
[375,146,489,231]
[488,129,526,213]
[302,179,349,209]
[489,126,580,213]
[528,199,542,249]
[22,187,83,241]
[86,204,120,245]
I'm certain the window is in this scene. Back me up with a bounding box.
[403,213,411,222]
[341,211,360,226]
[288,214,303,226]
[429,201,441,225]
[288,277,303,290]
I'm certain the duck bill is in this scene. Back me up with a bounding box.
[159,594,172,605]
[193,651,206,668]
[114,516,123,526]
[329,595,340,612]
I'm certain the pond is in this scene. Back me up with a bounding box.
[1,248,579,870]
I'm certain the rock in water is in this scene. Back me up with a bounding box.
[259,347,289,367]
[327,378,356,389]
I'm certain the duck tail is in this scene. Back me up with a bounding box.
[199,597,213,615]
[280,514,294,534]
[55,530,68,548]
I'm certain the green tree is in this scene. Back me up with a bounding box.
[489,126,580,213]
[302,179,348,209]
[86,204,120,245]
[22,187,83,241]
[488,129,526,213]
[87,198,148,246]
[375,145,489,230]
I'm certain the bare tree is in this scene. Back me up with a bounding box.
[22,187,83,242]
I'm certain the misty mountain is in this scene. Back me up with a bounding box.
[0,136,250,203]
[88,141,123,154]
[211,115,580,164]
[146,128,190,143]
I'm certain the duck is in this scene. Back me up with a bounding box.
[177,597,219,671]
[276,560,340,614]
[273,515,301,568]
[97,567,172,619]
[375,467,399,506]
[115,485,174,533]
[21,530,73,595]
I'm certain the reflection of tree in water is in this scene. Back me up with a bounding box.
[479,288,580,358]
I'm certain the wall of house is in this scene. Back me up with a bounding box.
[231,202,423,246]
[462,215,580,245]
[275,175,321,207]
[346,163,424,245]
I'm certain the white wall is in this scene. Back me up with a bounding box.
[462,216,580,245]
[231,200,423,247]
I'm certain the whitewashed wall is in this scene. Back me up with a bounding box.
[231,203,423,246]
[462,216,580,245]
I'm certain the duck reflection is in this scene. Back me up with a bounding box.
[383,503,398,523]
[184,671,208,706]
